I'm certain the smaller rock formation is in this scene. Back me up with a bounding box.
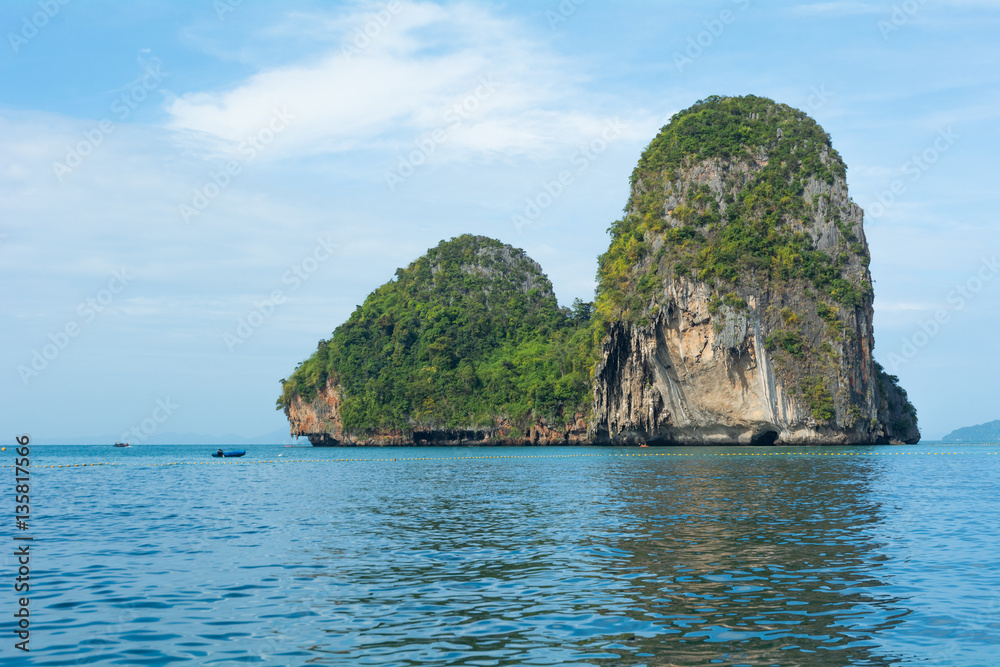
[278,235,592,445]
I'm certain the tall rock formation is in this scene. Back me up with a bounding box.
[591,95,919,444]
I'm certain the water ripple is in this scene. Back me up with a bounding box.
[5,444,999,665]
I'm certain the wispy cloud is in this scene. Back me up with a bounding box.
[791,2,883,17]
[166,1,639,163]
[876,301,937,313]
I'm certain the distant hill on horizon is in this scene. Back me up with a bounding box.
[942,420,1000,443]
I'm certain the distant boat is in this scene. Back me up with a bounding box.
[113,442,130,448]
[212,450,246,458]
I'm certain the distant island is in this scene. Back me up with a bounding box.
[942,420,1000,443]
[278,95,919,446]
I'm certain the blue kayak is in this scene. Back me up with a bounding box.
[212,450,246,458]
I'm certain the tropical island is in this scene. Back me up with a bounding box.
[277,95,919,446]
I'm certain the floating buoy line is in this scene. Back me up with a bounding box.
[2,447,998,469]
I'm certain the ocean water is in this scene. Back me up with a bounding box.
[2,443,998,666]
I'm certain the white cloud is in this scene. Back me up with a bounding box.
[876,301,937,313]
[791,2,883,17]
[166,1,641,162]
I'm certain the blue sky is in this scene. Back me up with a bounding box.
[2,0,998,442]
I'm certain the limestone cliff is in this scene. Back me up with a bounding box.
[287,381,589,445]
[591,95,919,444]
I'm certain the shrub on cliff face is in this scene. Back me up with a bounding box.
[277,235,594,433]
[801,378,836,422]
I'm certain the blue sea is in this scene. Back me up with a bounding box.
[2,443,999,666]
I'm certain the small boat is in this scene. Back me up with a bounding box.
[113,442,130,448]
[212,450,246,458]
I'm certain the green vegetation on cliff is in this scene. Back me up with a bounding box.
[596,94,870,329]
[277,235,594,434]
[874,362,919,439]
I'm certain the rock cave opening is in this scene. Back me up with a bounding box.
[751,430,779,447]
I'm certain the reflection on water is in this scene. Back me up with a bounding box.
[608,455,908,665]
[6,444,1000,666]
